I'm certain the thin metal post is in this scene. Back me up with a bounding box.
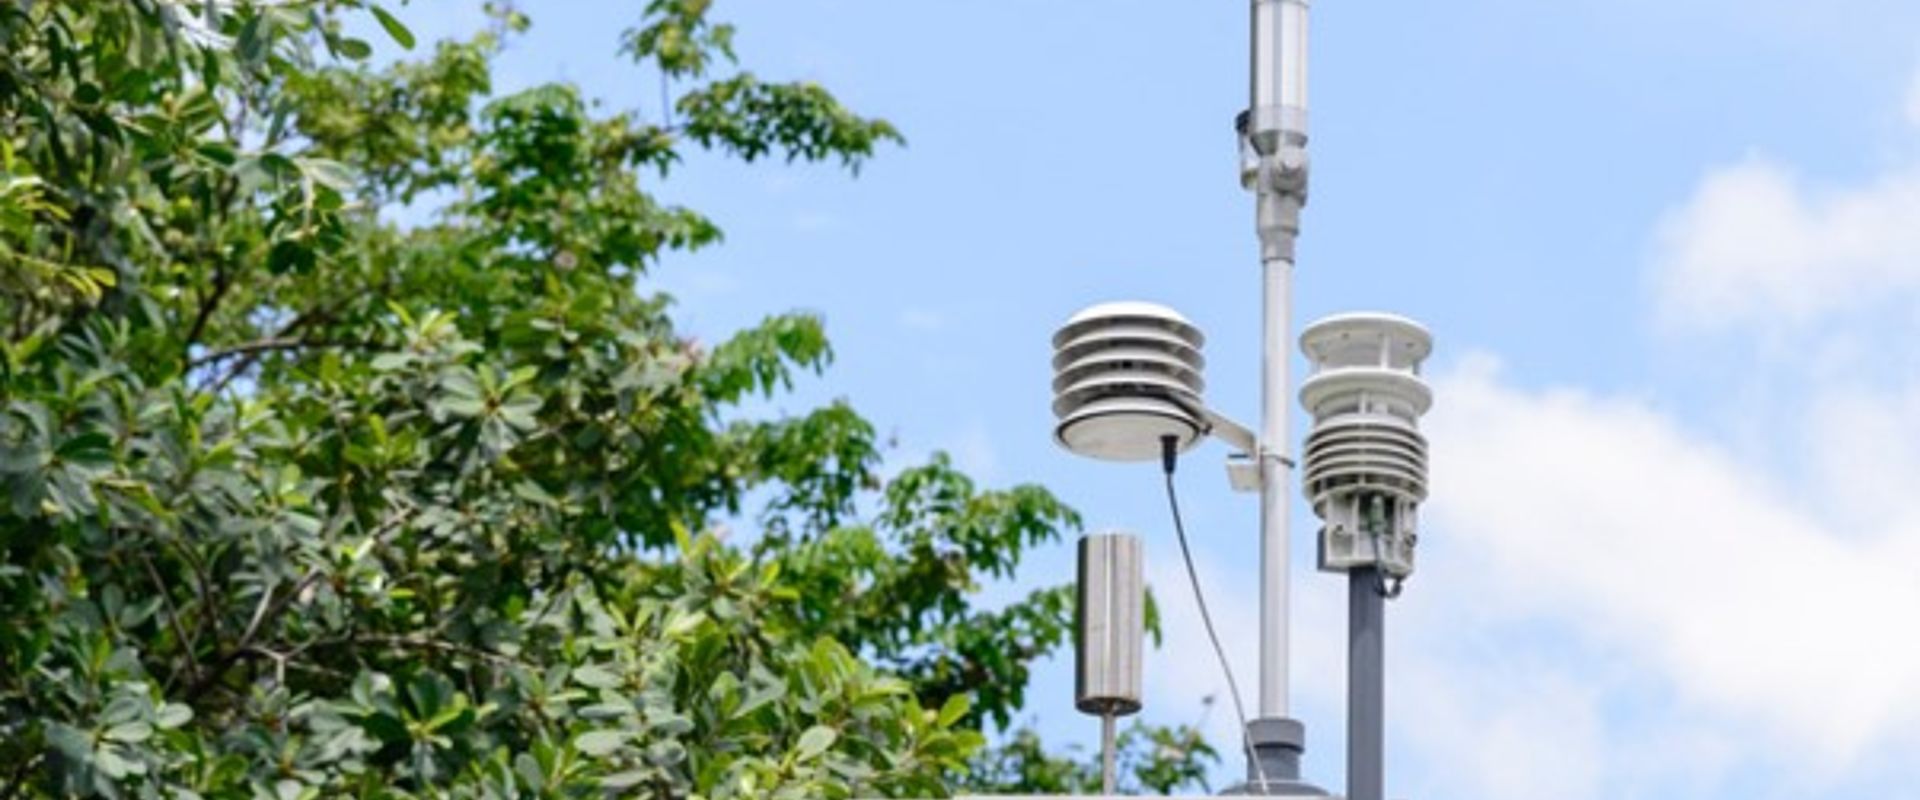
[1258,247,1295,720]
[1101,713,1118,795]
[1249,0,1310,725]
[1348,568,1385,800]
[1243,0,1319,792]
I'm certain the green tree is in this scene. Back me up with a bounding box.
[0,2,1216,797]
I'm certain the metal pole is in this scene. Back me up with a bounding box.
[1258,245,1296,721]
[1101,713,1118,795]
[1240,0,1318,793]
[1249,0,1310,729]
[1348,568,1385,800]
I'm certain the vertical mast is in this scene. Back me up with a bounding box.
[1248,0,1311,723]
[1242,0,1316,792]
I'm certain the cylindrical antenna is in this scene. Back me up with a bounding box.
[1075,532,1145,793]
[1248,0,1310,156]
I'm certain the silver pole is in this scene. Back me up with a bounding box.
[1101,713,1118,795]
[1241,0,1317,792]
[1074,533,1144,793]
[1258,245,1295,720]
[1249,0,1310,725]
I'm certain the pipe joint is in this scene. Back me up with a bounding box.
[1221,717,1330,796]
[1251,149,1310,197]
[1256,188,1305,262]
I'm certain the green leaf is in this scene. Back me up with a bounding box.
[54,432,112,465]
[335,37,373,60]
[196,141,237,166]
[579,701,633,720]
[296,157,355,191]
[46,724,90,762]
[936,693,970,727]
[371,6,416,49]
[601,770,651,789]
[155,703,193,729]
[572,664,621,689]
[362,712,409,744]
[794,725,836,761]
[734,681,783,719]
[96,747,143,778]
[267,239,315,275]
[575,729,627,756]
[257,151,298,178]
[104,721,153,743]
[237,13,268,62]
[662,610,707,638]
[370,352,413,372]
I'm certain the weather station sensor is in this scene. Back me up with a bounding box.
[978,0,1441,796]
[1300,313,1433,580]
[1052,301,1210,462]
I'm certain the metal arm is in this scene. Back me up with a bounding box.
[1200,407,1260,457]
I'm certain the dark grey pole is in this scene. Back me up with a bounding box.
[1349,567,1386,800]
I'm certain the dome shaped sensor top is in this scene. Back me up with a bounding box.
[1299,312,1431,372]
[1052,301,1209,462]
[1053,301,1205,351]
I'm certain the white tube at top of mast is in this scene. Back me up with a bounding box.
[1250,0,1309,148]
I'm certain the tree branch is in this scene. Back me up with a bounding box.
[188,335,380,370]
[139,548,201,691]
[352,634,529,669]
[189,503,418,696]
[192,301,369,394]
[183,261,231,354]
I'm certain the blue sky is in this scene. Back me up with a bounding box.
[386,3,1920,797]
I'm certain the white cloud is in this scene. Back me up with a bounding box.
[1141,356,1920,796]
[1805,383,1920,535]
[1140,358,1920,797]
[1651,158,1920,330]
[1652,71,1920,332]
[1396,647,1607,800]
[1384,72,1920,799]
[1419,357,1920,775]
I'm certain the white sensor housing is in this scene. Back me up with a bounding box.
[1299,313,1432,578]
[1052,302,1208,462]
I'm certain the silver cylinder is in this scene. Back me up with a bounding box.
[1075,532,1145,717]
[1249,0,1310,151]
[1257,251,1295,721]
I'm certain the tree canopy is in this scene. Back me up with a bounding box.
[0,2,1215,797]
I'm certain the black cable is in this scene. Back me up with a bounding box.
[1159,435,1270,791]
